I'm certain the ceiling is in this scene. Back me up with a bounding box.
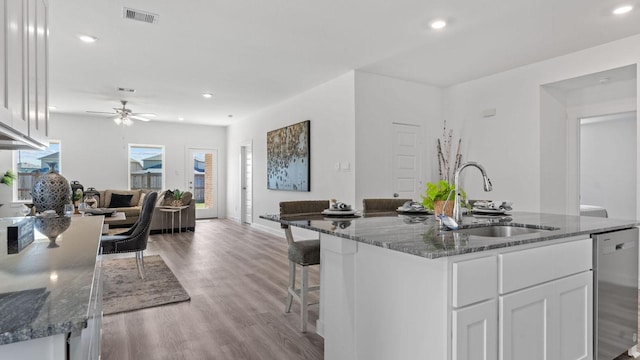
[48,0,640,126]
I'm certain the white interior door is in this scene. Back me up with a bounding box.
[392,123,421,200]
[240,144,253,224]
[187,148,218,219]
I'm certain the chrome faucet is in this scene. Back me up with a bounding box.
[453,162,493,222]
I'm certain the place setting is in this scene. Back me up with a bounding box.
[321,200,360,217]
[396,201,432,215]
[470,200,513,218]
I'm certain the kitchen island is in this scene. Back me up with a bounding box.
[0,216,103,360]
[261,211,640,360]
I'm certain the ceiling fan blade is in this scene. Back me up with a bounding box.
[131,112,156,118]
[86,111,115,115]
[129,115,150,122]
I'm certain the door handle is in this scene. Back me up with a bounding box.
[393,193,399,198]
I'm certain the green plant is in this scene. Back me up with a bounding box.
[73,189,83,202]
[0,170,16,186]
[172,189,184,200]
[421,180,466,210]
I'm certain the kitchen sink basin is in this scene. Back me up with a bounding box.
[454,224,559,238]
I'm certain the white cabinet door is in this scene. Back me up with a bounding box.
[35,0,47,140]
[500,280,552,360]
[5,0,27,133]
[500,271,592,360]
[453,299,498,360]
[556,271,592,360]
[0,0,6,119]
[26,0,37,139]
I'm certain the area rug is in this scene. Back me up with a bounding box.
[102,255,191,315]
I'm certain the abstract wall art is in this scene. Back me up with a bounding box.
[267,120,310,191]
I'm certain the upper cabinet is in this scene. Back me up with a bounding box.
[0,0,48,150]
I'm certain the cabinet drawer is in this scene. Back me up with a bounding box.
[499,236,591,294]
[453,256,497,308]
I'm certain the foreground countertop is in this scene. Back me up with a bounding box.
[0,216,103,345]
[260,211,640,259]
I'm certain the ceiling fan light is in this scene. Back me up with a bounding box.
[430,19,447,30]
[78,34,98,43]
[613,5,633,14]
[123,117,133,126]
[113,117,122,125]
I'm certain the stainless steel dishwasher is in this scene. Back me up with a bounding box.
[593,227,639,360]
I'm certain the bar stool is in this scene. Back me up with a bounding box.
[279,200,329,332]
[362,198,412,214]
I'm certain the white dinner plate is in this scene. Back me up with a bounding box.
[322,209,357,216]
[471,208,508,215]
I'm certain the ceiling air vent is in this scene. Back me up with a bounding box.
[122,7,159,24]
[117,87,136,93]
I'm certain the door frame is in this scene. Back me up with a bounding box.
[185,147,219,219]
[240,141,253,224]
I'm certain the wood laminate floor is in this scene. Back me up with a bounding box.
[101,219,324,360]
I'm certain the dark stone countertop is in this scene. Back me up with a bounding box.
[0,216,103,345]
[260,211,640,259]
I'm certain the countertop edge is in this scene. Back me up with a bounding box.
[260,213,640,259]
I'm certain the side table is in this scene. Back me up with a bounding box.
[158,206,189,235]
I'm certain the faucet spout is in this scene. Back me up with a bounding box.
[453,161,492,222]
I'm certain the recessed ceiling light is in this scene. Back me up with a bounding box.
[613,5,633,14]
[178,117,184,121]
[78,34,97,43]
[430,19,447,30]
[48,105,57,110]
[202,93,213,99]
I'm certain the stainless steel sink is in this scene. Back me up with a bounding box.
[454,224,558,237]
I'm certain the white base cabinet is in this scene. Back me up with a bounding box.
[318,233,593,360]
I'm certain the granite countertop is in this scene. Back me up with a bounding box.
[260,211,640,259]
[0,216,103,345]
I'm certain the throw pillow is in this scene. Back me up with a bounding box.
[108,194,134,208]
[156,191,165,207]
[138,192,146,207]
[162,190,175,206]
[181,192,192,206]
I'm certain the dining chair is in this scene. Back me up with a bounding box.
[279,200,329,332]
[362,198,412,214]
[100,191,158,279]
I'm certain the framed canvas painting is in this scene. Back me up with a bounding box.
[267,120,310,191]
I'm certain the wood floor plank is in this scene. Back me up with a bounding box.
[101,219,324,360]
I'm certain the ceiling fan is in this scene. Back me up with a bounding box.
[87,100,155,126]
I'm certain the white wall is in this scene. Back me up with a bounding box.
[443,33,640,214]
[226,72,356,233]
[354,71,443,206]
[0,113,227,217]
[581,114,636,219]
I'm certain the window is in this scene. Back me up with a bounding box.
[129,144,164,191]
[15,141,61,201]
